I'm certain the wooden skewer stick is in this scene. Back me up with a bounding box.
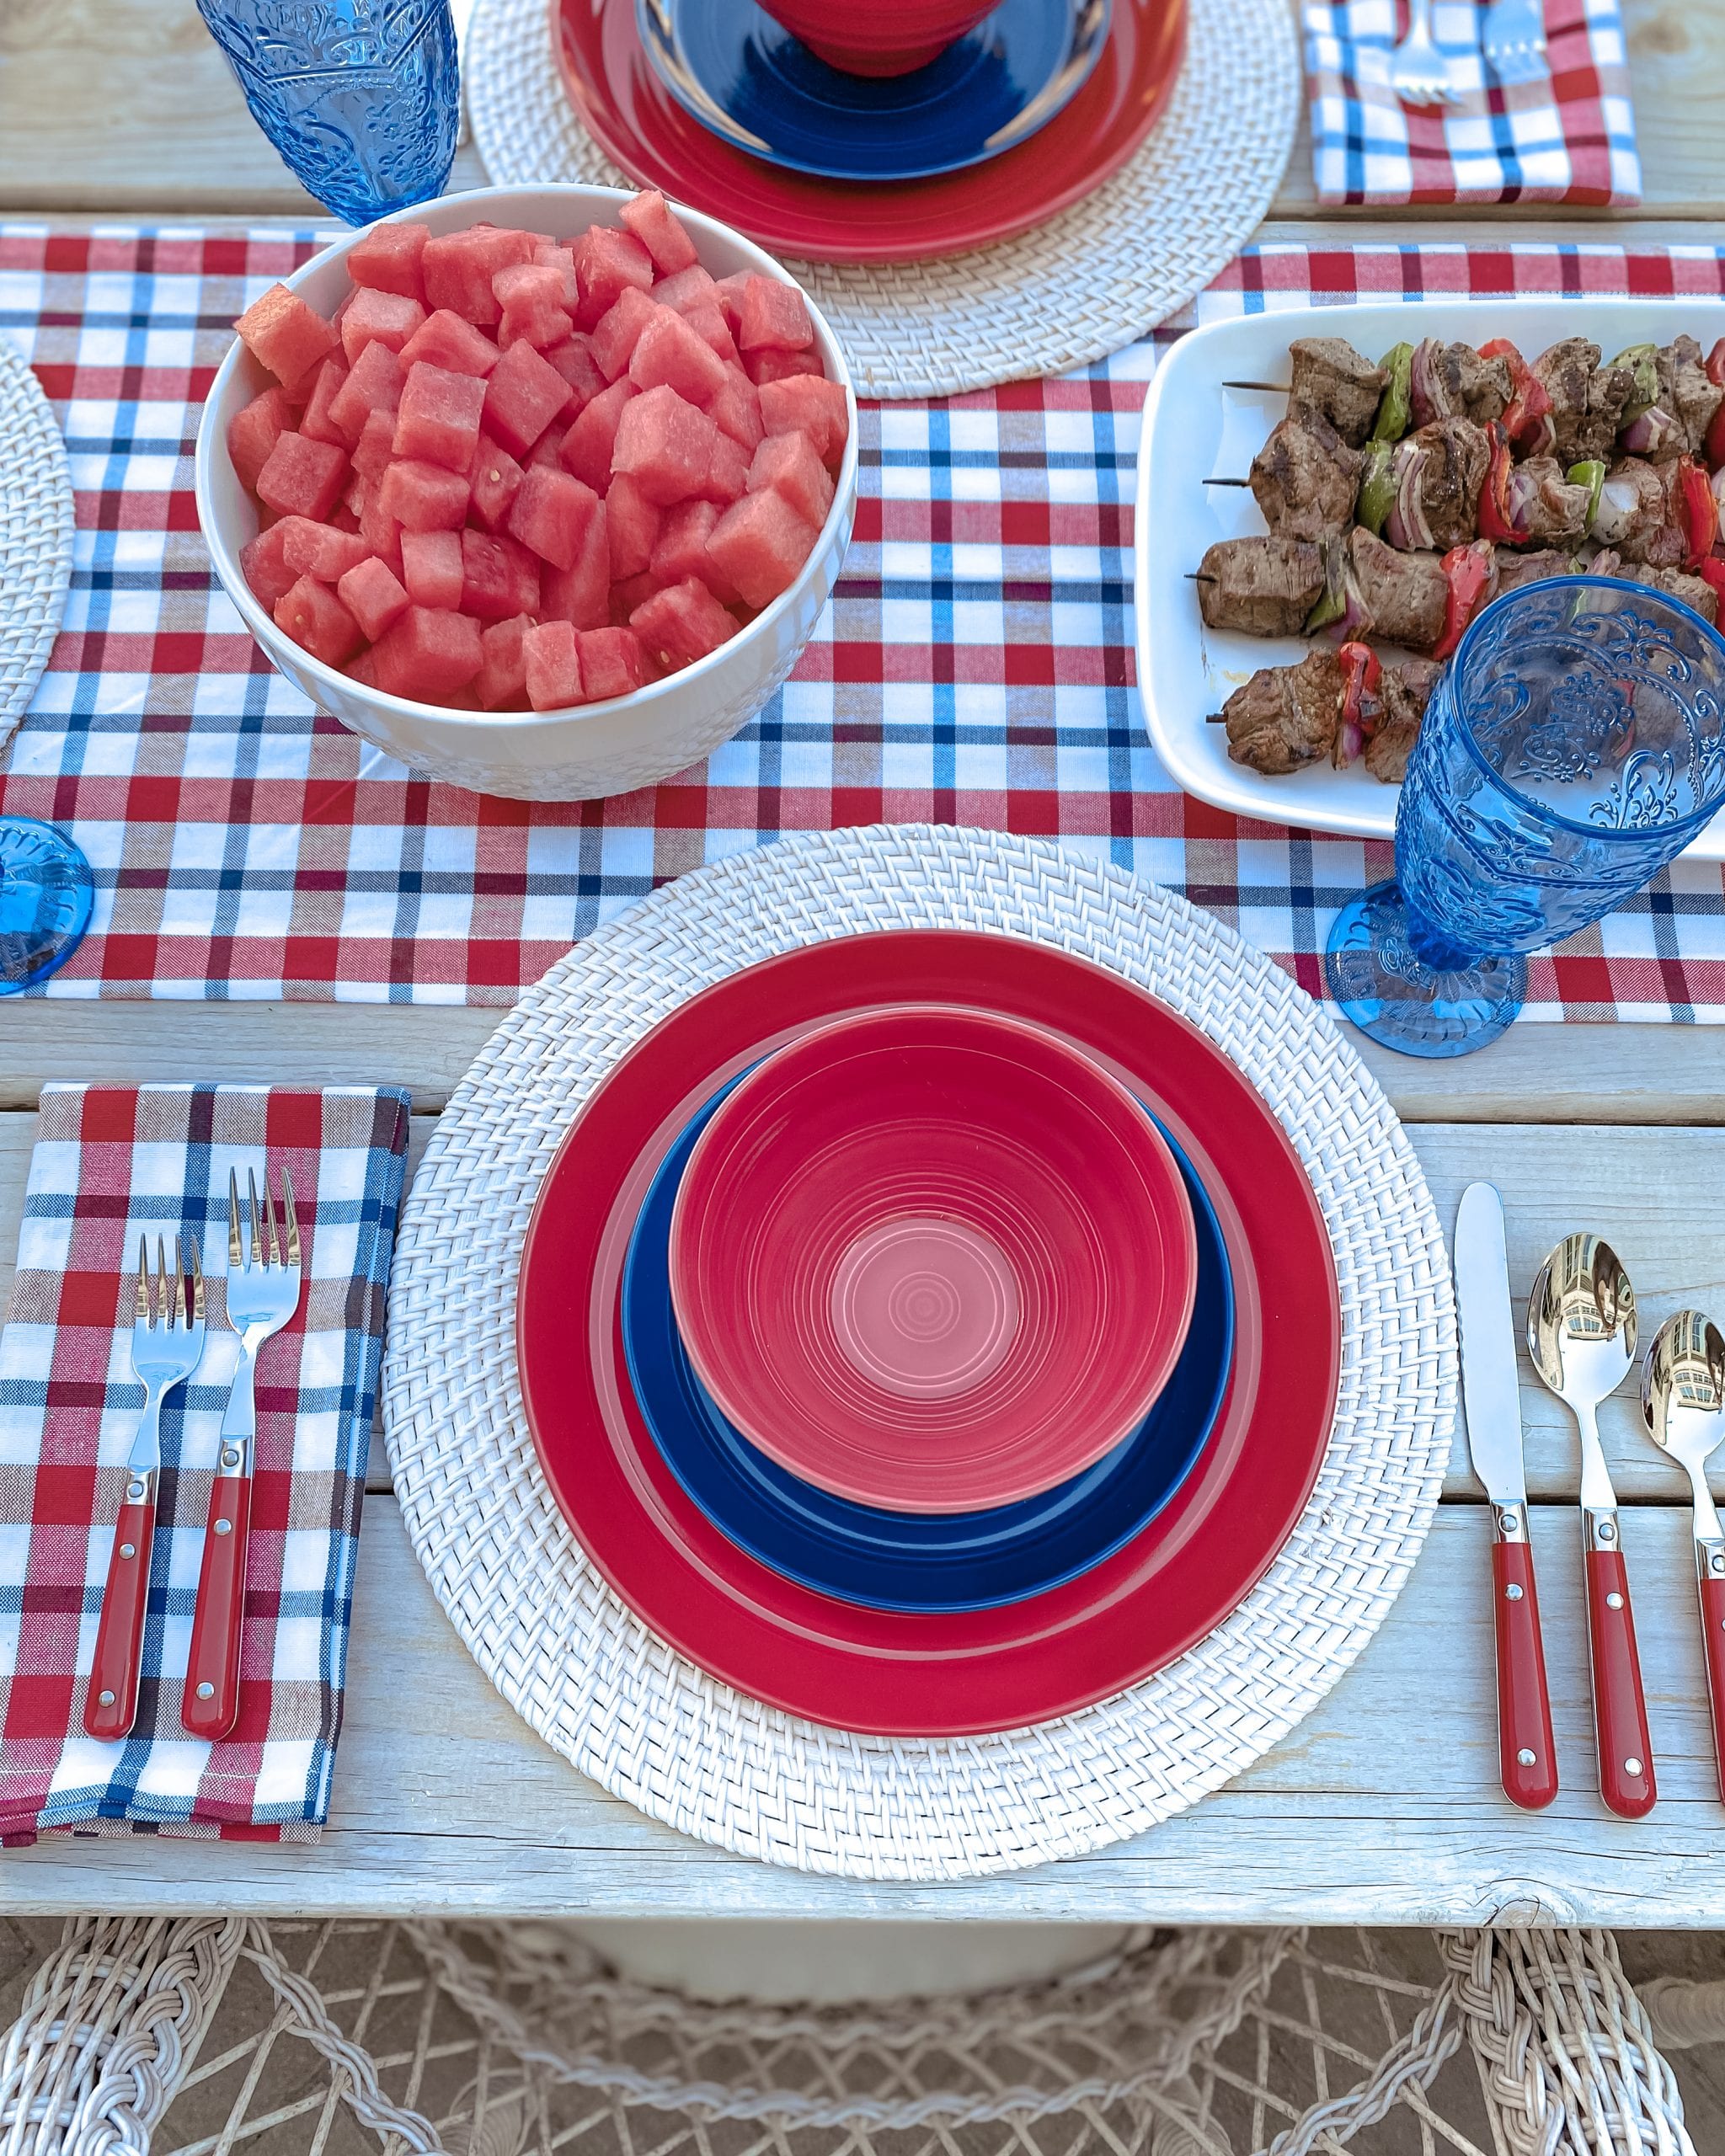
[1185,571,1217,584]
[1222,379,1291,392]
[1205,477,1252,488]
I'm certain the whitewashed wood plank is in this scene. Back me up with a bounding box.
[0,1499,1719,1920]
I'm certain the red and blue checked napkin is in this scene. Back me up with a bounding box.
[1304,0,1642,205]
[0,1082,410,1846]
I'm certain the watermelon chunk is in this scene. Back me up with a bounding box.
[629,576,738,670]
[709,368,764,451]
[227,384,296,492]
[475,612,533,710]
[357,481,404,568]
[629,307,727,408]
[699,430,750,506]
[346,221,430,304]
[540,497,609,629]
[378,456,469,532]
[483,338,574,459]
[574,225,654,330]
[707,488,819,609]
[738,275,814,354]
[578,624,650,701]
[620,189,701,275]
[274,574,361,666]
[371,606,483,700]
[348,647,382,690]
[606,472,662,578]
[298,357,351,447]
[590,286,662,383]
[559,377,637,491]
[337,554,409,642]
[255,430,350,521]
[350,406,398,480]
[424,229,519,326]
[653,264,718,314]
[400,527,466,611]
[279,515,371,583]
[240,521,298,609]
[681,302,739,366]
[494,261,572,350]
[470,435,526,533]
[462,528,541,620]
[394,360,488,472]
[760,372,848,467]
[523,619,585,710]
[745,345,816,387]
[399,308,502,379]
[650,498,738,604]
[609,572,658,623]
[543,334,607,408]
[748,429,834,531]
[507,464,601,572]
[611,385,718,505]
[339,286,427,366]
[234,282,340,390]
[531,242,581,311]
[713,271,751,335]
[328,338,405,444]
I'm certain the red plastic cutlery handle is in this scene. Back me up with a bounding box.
[1491,1539,1558,1810]
[1586,1544,1657,1818]
[184,1477,251,1742]
[84,1501,154,1741]
[1700,1571,1725,1807]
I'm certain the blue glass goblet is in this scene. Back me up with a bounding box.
[0,818,93,995]
[197,0,459,226]
[1326,577,1725,1059]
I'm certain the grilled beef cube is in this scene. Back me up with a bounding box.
[1248,411,1363,541]
[1287,337,1386,447]
[1195,536,1325,637]
[1493,545,1574,590]
[1516,459,1594,547]
[1407,416,1491,548]
[1348,528,1449,651]
[1654,335,1723,458]
[1618,563,1720,625]
[1361,668,1426,784]
[1413,339,1514,427]
[1532,337,1634,466]
[1220,648,1343,775]
[1592,456,1685,565]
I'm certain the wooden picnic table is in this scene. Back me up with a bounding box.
[3,0,1725,1924]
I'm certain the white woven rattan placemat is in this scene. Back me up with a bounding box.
[463,0,1300,399]
[0,336,73,755]
[382,826,1455,1880]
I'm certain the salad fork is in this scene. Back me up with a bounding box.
[184,1169,302,1741]
[1390,0,1461,107]
[1482,0,1548,86]
[85,1235,206,1741]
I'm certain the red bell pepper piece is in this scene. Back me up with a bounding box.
[1333,641,1383,767]
[1706,343,1725,469]
[1677,456,1718,569]
[1476,425,1519,546]
[1431,541,1495,662]
[1706,339,1725,387]
[1479,338,1553,452]
[1696,557,1725,606]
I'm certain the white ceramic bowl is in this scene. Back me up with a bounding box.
[195,185,859,801]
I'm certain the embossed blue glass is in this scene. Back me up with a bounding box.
[1326,577,1725,1058]
[196,0,459,226]
[0,818,93,994]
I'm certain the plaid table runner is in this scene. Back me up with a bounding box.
[2,227,1723,1019]
[0,1083,410,1844]
[1304,0,1640,206]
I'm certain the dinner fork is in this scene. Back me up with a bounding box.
[1390,0,1460,106]
[85,1236,206,1741]
[1481,0,1547,86]
[184,1169,302,1741]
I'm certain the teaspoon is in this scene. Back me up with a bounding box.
[1642,1310,1725,1805]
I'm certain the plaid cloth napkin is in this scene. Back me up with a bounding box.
[1304,0,1642,205]
[0,1083,410,1845]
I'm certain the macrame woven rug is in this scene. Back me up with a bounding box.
[462,0,1301,398]
[381,825,1455,1880]
[0,333,72,754]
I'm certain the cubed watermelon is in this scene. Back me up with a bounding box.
[745,345,815,387]
[651,498,738,604]
[461,528,541,620]
[227,384,296,492]
[610,571,659,622]
[328,338,405,445]
[339,286,427,366]
[620,189,701,275]
[337,553,409,642]
[234,282,340,389]
[475,612,533,710]
[358,482,404,568]
[738,275,814,354]
[470,435,526,533]
[653,264,718,314]
[349,647,382,689]
[590,286,663,383]
[629,307,727,408]
[345,221,430,304]
[706,488,818,609]
[274,574,361,666]
[681,301,739,366]
[298,356,351,447]
[709,368,764,451]
[531,242,581,311]
[523,619,585,710]
[494,261,573,350]
[399,308,502,379]
[577,624,650,701]
[240,521,298,609]
[558,377,637,491]
[351,406,398,480]
[748,429,834,531]
[394,361,488,472]
[483,337,574,459]
[542,334,607,408]
[574,225,654,330]
[371,606,483,700]
[424,228,517,327]
[507,464,601,571]
[400,528,466,611]
[629,576,738,670]
[255,430,350,521]
[378,456,470,532]
[759,372,848,467]
[280,515,371,583]
[540,498,609,629]
[611,385,718,505]
[606,472,662,579]
[699,430,750,505]
[330,502,362,535]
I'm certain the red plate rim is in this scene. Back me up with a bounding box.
[550,0,1188,265]
[516,930,1341,1737]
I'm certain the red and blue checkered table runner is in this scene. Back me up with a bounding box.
[3,226,1723,1018]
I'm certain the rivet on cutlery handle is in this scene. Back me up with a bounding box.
[85,1487,155,1741]
[184,1471,251,1741]
[1583,1515,1656,1818]
[1698,1543,1725,1806]
[1490,1512,1558,1809]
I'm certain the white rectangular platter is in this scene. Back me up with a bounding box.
[1134,299,1725,863]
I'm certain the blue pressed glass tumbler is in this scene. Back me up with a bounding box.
[1326,576,1725,1058]
[0,818,93,994]
[197,0,459,226]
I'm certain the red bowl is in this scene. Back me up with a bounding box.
[667,1005,1197,1513]
[757,0,996,74]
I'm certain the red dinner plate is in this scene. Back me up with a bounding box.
[670,1006,1196,1511]
[516,931,1340,1736]
[551,0,1188,264]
